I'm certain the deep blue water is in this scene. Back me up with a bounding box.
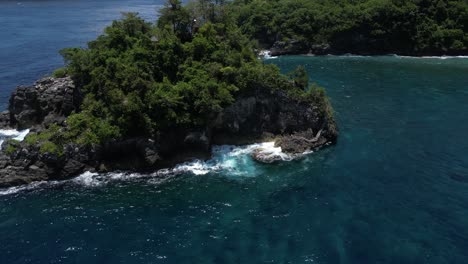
[0,0,164,110]
[2,1,468,264]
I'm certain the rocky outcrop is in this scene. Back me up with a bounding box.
[270,40,310,56]
[0,77,84,186]
[276,128,329,154]
[0,143,95,187]
[212,88,337,163]
[0,112,11,128]
[0,78,337,188]
[269,40,334,56]
[5,76,81,130]
[212,89,337,146]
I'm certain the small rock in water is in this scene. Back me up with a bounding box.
[251,148,285,164]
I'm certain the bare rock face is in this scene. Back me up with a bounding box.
[213,89,337,164]
[213,89,337,146]
[8,77,82,130]
[270,40,310,56]
[0,77,85,187]
[275,128,330,154]
[0,77,338,188]
[0,112,11,128]
[251,148,286,164]
[0,142,99,187]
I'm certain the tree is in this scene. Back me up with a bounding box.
[289,65,309,90]
[158,0,192,41]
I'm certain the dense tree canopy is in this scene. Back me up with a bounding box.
[27,0,464,153]
[232,0,468,55]
[35,1,327,153]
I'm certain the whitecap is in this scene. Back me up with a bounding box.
[0,141,316,195]
[0,180,61,196]
[72,171,102,187]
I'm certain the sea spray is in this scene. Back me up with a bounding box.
[0,129,30,150]
[0,141,310,195]
[258,50,278,60]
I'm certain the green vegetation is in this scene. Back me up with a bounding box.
[52,67,68,78]
[233,0,468,55]
[29,0,330,149]
[4,140,18,155]
[23,124,64,156]
[17,0,464,154]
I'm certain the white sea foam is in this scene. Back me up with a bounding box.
[392,54,468,60]
[0,180,61,196]
[0,141,313,195]
[13,129,30,141]
[169,142,299,176]
[72,171,102,187]
[259,50,278,60]
[0,129,30,150]
[71,171,159,187]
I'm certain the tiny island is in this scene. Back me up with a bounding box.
[1,0,466,187]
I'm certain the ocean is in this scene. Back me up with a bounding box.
[1,1,468,263]
[0,0,164,110]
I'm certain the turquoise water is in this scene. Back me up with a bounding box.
[2,1,468,263]
[1,56,468,263]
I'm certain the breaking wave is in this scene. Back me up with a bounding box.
[0,142,309,196]
[0,129,30,150]
[258,50,278,60]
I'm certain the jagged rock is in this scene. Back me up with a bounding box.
[0,77,337,188]
[213,89,337,145]
[275,129,329,154]
[310,43,332,55]
[270,40,310,56]
[184,131,211,151]
[8,76,81,129]
[251,148,285,164]
[100,138,161,171]
[0,111,11,128]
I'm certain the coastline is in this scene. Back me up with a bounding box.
[0,74,337,189]
[260,50,468,60]
[0,140,329,196]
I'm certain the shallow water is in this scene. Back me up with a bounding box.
[2,1,468,263]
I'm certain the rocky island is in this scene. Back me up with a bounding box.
[239,0,468,56]
[0,2,337,188]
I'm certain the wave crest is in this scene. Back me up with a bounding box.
[0,141,309,195]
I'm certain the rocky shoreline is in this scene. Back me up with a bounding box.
[265,40,468,57]
[0,77,337,188]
